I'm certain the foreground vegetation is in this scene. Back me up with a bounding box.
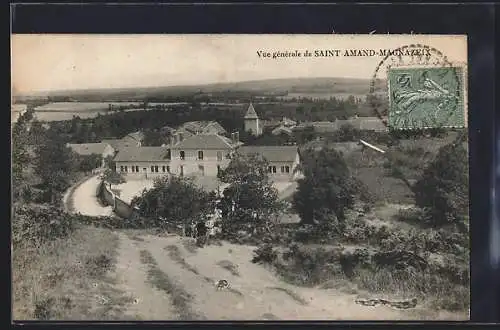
[12,108,129,320]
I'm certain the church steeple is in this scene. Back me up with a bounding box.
[244,102,262,136]
[244,102,259,119]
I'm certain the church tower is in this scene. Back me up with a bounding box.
[244,102,262,136]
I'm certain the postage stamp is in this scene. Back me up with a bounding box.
[387,65,466,130]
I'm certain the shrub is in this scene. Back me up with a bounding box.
[413,142,468,227]
[252,244,278,264]
[12,204,76,247]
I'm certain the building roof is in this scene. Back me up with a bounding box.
[67,143,110,156]
[173,134,235,150]
[244,103,259,119]
[114,146,170,162]
[177,121,227,135]
[272,125,293,136]
[281,117,297,127]
[123,131,145,142]
[238,146,299,163]
[101,139,136,150]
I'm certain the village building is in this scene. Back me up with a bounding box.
[236,145,301,181]
[114,133,240,179]
[101,138,137,151]
[120,131,145,146]
[113,146,171,179]
[67,142,116,167]
[170,121,227,144]
[271,125,294,136]
[112,105,301,183]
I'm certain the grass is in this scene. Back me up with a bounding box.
[216,260,240,277]
[266,287,308,306]
[12,226,132,320]
[164,245,200,275]
[139,250,204,320]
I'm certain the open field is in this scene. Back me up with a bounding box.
[34,102,143,112]
[279,92,368,100]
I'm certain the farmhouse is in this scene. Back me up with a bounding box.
[113,146,171,179]
[237,145,301,181]
[67,142,116,168]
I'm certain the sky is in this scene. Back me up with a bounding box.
[11,34,467,94]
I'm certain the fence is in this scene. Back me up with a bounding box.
[98,180,140,220]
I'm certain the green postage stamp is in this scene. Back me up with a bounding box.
[387,65,467,130]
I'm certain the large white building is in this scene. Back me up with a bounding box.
[113,133,300,182]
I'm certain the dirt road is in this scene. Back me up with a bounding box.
[68,175,114,217]
[67,176,465,321]
[111,232,463,321]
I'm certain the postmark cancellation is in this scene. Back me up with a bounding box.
[387,63,467,130]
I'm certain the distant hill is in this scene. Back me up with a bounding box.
[15,77,387,101]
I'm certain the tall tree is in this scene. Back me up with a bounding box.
[413,141,469,227]
[131,176,216,228]
[293,148,357,227]
[33,130,77,202]
[218,153,285,233]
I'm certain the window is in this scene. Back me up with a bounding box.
[268,166,272,173]
[198,150,204,160]
[217,165,221,175]
[124,166,128,172]
[151,166,154,172]
[180,165,184,176]
[162,166,166,172]
[180,151,185,160]
[217,151,223,161]
[166,149,171,160]
[135,166,139,172]
[154,166,159,173]
[281,166,285,173]
[131,166,135,173]
[285,166,290,173]
[167,165,170,173]
[272,166,277,173]
[120,166,124,172]
[199,165,205,176]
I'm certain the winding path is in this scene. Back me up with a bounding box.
[65,175,114,217]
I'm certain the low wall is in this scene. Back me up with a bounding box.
[101,182,115,207]
[115,196,134,219]
[98,180,140,220]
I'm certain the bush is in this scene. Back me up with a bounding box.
[252,244,278,264]
[12,204,76,247]
[413,143,468,227]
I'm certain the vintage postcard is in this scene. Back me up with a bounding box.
[11,34,469,321]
